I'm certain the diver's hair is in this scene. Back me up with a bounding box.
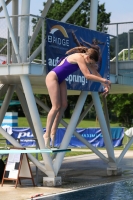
[66,47,99,62]
[66,46,88,54]
[88,48,99,62]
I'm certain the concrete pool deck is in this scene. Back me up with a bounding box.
[1,149,133,200]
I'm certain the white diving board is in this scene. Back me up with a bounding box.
[0,148,71,154]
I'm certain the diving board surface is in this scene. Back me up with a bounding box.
[0,148,71,154]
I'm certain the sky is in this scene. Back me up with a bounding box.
[31,0,133,35]
[0,0,132,23]
[30,0,133,23]
[99,0,133,35]
[99,0,133,23]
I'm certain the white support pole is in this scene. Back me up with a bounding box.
[0,85,8,98]
[54,92,88,175]
[0,0,12,12]
[123,50,125,61]
[91,92,116,165]
[0,127,47,174]
[16,86,37,139]
[28,43,42,62]
[18,1,54,175]
[77,101,94,125]
[117,137,133,165]
[89,0,115,162]
[62,124,108,162]
[28,0,52,52]
[60,120,108,163]
[115,24,118,76]
[0,85,15,124]
[29,0,84,60]
[19,0,30,62]
[89,0,98,30]
[0,0,21,63]
[102,96,111,138]
[90,0,116,167]
[12,0,18,63]
[61,0,85,22]
[35,97,109,163]
[0,43,7,53]
[73,131,108,162]
[20,75,55,176]
[7,30,11,64]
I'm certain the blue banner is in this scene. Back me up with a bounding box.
[6,127,124,148]
[45,18,110,92]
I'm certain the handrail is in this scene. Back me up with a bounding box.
[110,48,133,61]
[0,14,44,20]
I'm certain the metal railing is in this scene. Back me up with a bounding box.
[102,21,133,76]
[110,48,133,62]
[0,14,45,65]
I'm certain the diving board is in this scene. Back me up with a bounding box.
[0,148,71,154]
[1,147,71,187]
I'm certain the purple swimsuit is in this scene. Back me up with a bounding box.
[52,57,79,84]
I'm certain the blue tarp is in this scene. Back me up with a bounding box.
[5,127,124,148]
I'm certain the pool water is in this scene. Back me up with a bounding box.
[37,179,133,200]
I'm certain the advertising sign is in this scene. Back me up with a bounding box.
[45,18,110,92]
[5,127,124,148]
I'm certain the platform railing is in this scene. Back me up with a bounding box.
[0,14,45,65]
[102,21,133,77]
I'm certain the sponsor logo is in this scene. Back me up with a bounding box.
[17,132,33,138]
[50,25,69,38]
[65,74,87,86]
[48,24,70,47]
[48,57,60,67]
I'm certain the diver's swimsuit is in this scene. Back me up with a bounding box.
[51,57,79,84]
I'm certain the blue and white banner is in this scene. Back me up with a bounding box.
[45,18,110,92]
[6,127,124,148]
[1,112,18,127]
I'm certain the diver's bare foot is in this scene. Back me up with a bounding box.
[50,134,55,148]
[43,133,51,149]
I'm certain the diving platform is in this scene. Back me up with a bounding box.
[0,0,133,186]
[0,61,133,95]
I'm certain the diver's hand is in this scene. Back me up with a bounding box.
[101,80,111,97]
[104,79,111,89]
[104,79,111,90]
[102,86,110,97]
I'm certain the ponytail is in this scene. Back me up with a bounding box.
[66,46,99,62]
[66,46,89,55]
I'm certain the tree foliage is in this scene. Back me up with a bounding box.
[107,94,133,128]
[42,0,111,31]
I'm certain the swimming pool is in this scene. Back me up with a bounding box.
[37,179,133,200]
